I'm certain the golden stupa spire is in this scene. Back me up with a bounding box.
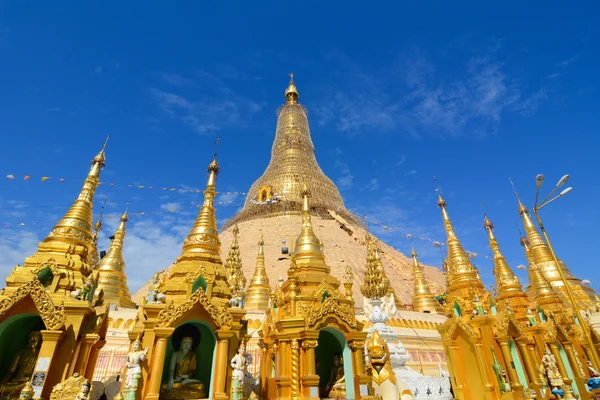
[224,75,353,229]
[96,206,135,308]
[293,184,326,264]
[244,231,271,311]
[225,224,247,298]
[411,248,444,314]
[510,179,593,307]
[521,235,563,313]
[361,233,390,299]
[44,136,108,250]
[3,138,109,295]
[436,190,485,301]
[162,150,231,306]
[483,213,529,319]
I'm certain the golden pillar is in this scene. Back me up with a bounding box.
[73,334,100,376]
[85,338,106,380]
[38,330,65,400]
[214,330,234,400]
[145,327,174,400]
[549,342,572,386]
[516,338,543,398]
[276,338,291,399]
[290,339,301,400]
[300,333,319,400]
[347,332,371,400]
[473,343,497,396]
[497,339,523,392]
[563,343,584,379]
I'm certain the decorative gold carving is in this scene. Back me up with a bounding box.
[30,258,61,276]
[444,317,479,343]
[314,281,340,302]
[157,287,233,329]
[302,339,318,349]
[305,298,356,329]
[0,277,66,330]
[49,373,91,400]
[350,340,365,350]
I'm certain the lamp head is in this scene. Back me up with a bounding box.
[560,187,573,196]
[536,174,545,188]
[556,174,570,188]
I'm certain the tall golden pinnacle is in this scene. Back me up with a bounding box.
[483,214,529,320]
[244,232,271,311]
[225,224,247,298]
[521,235,563,314]
[162,154,231,306]
[4,138,109,295]
[224,75,353,228]
[411,248,444,314]
[512,184,593,308]
[293,184,326,264]
[96,207,135,308]
[361,233,390,300]
[436,191,485,302]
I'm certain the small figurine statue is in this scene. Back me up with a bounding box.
[230,343,247,400]
[146,272,166,304]
[75,381,91,400]
[586,360,600,389]
[526,306,538,327]
[327,353,346,399]
[18,381,34,400]
[123,335,148,400]
[472,294,487,317]
[93,289,105,307]
[539,349,568,397]
[71,278,93,301]
[491,347,511,393]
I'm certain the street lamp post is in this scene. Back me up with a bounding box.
[532,174,600,370]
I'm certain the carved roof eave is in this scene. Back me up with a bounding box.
[305,297,357,332]
[0,277,66,331]
[443,316,481,344]
[157,286,233,330]
[494,309,527,340]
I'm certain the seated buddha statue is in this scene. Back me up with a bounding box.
[0,331,42,399]
[327,353,346,399]
[163,337,205,399]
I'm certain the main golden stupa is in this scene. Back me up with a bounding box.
[133,75,446,306]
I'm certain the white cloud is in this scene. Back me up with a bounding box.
[0,230,41,282]
[404,170,418,176]
[333,160,354,189]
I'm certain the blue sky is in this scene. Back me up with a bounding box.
[0,2,598,293]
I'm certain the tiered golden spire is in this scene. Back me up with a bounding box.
[513,188,593,307]
[224,75,353,228]
[411,248,444,314]
[244,232,271,311]
[225,224,247,299]
[361,233,390,300]
[4,138,108,295]
[436,191,485,303]
[521,235,563,314]
[483,214,529,320]
[162,154,231,305]
[96,207,135,308]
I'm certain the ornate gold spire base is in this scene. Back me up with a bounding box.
[96,208,136,308]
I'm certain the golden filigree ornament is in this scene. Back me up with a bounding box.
[305,297,356,329]
[49,373,91,400]
[157,287,233,329]
[0,277,66,330]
